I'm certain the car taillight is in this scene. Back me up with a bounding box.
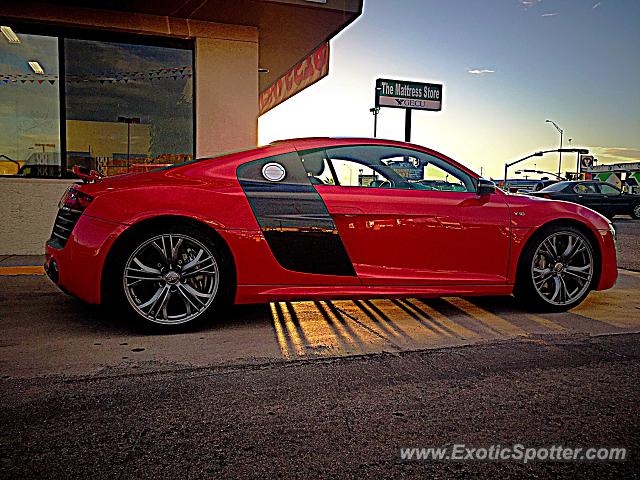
[59,187,93,212]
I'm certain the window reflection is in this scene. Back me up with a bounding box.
[64,39,193,176]
[0,32,60,177]
[300,146,476,192]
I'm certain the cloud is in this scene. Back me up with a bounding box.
[467,69,495,75]
[593,2,602,8]
[520,0,542,7]
[591,147,640,163]
[541,12,559,16]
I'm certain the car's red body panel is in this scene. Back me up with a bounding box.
[45,137,617,306]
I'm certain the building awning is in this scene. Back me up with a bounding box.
[4,0,363,94]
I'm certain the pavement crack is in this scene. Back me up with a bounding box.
[343,411,353,435]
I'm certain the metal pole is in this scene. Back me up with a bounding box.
[373,111,378,138]
[557,129,563,177]
[126,122,131,172]
[404,108,412,142]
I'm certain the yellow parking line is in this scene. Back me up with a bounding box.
[0,265,45,276]
[270,303,292,359]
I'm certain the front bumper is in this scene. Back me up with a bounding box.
[45,214,126,304]
[595,227,618,291]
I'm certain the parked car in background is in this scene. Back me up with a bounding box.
[532,179,559,192]
[518,179,559,195]
[530,180,640,219]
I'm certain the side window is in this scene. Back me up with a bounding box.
[331,159,393,188]
[300,145,476,192]
[419,163,468,192]
[573,183,598,194]
[599,183,620,195]
[299,150,336,185]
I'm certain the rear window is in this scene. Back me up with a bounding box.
[538,181,571,192]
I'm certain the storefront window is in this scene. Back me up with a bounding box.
[0,26,193,178]
[0,32,61,177]
[64,39,193,176]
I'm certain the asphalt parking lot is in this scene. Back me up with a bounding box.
[612,218,640,271]
[1,218,639,477]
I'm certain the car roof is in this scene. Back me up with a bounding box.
[269,137,479,178]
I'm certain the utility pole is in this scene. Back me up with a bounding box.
[33,143,55,153]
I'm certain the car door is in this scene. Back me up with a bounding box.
[298,145,511,286]
[571,182,604,213]
[598,183,627,216]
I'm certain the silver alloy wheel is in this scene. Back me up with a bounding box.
[634,203,640,218]
[123,234,219,325]
[531,231,594,306]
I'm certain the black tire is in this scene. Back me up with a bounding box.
[631,202,640,220]
[110,223,233,331]
[514,225,597,312]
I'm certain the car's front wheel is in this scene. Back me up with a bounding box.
[631,202,640,219]
[115,225,228,329]
[515,226,596,312]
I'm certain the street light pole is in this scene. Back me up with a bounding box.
[503,147,589,191]
[504,151,544,188]
[546,119,564,177]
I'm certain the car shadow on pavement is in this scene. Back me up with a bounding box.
[458,295,627,335]
[24,286,272,336]
[5,273,625,341]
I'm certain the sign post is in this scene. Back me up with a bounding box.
[375,78,442,142]
[404,109,412,142]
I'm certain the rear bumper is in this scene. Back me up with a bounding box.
[45,214,126,304]
[595,228,618,291]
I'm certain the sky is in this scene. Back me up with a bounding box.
[258,0,640,179]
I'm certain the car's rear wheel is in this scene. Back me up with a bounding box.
[631,202,640,219]
[515,226,596,312]
[116,225,228,329]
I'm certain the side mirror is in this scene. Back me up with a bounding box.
[477,178,497,195]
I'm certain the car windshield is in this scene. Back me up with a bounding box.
[538,181,572,192]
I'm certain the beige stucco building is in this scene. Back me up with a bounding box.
[0,0,363,254]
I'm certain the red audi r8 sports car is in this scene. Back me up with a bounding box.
[45,138,618,329]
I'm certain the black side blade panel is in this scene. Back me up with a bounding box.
[237,152,356,277]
